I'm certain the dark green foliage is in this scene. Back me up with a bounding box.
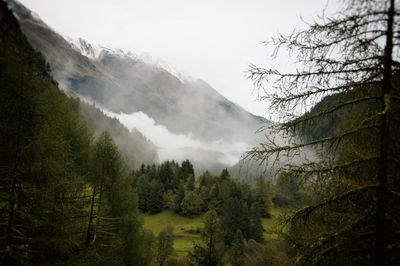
[180,190,203,217]
[132,160,200,216]
[248,203,264,243]
[147,179,164,214]
[0,2,92,263]
[159,161,174,191]
[156,226,174,265]
[273,172,302,208]
[220,168,230,182]
[253,177,273,217]
[230,230,245,266]
[136,174,152,212]
[0,3,153,264]
[189,210,223,266]
[180,160,195,181]
[220,198,250,246]
[184,174,196,191]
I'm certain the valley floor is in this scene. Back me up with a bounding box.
[142,208,287,257]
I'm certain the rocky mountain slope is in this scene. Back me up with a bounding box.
[5,0,158,168]
[6,0,267,173]
[7,0,264,139]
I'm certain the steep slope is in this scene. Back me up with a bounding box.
[67,94,158,168]
[0,3,152,263]
[6,0,265,144]
[4,0,158,169]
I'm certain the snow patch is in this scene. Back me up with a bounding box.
[63,36,191,83]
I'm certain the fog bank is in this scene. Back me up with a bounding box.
[105,110,250,166]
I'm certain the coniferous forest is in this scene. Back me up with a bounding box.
[1,0,400,265]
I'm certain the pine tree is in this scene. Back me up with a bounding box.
[0,3,92,263]
[135,174,151,212]
[88,131,143,264]
[220,198,250,245]
[230,230,245,266]
[248,203,264,243]
[180,159,195,181]
[254,176,273,217]
[181,190,204,217]
[189,209,222,266]
[247,0,400,264]
[147,179,164,214]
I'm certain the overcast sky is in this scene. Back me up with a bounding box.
[18,0,339,117]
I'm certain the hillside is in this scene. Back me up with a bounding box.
[4,0,158,169]
[7,0,265,143]
[0,1,149,263]
[67,94,158,168]
[5,0,269,173]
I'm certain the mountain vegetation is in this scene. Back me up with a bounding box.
[0,3,289,264]
[0,2,159,264]
[68,96,158,169]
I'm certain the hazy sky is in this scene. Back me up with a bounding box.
[18,0,338,117]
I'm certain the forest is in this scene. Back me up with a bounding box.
[1,0,400,265]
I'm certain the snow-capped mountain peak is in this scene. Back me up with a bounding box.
[64,36,191,83]
[65,36,102,60]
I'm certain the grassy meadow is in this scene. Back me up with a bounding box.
[142,208,287,256]
[142,211,203,256]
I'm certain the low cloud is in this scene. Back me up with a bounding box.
[105,110,250,166]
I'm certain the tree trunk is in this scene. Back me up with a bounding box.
[93,183,103,244]
[376,0,394,264]
[85,186,96,254]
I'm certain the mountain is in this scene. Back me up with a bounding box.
[4,0,158,169]
[6,0,266,173]
[61,36,265,143]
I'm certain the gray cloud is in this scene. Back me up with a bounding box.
[105,110,250,166]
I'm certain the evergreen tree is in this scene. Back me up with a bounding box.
[230,230,245,266]
[247,0,400,264]
[184,174,196,191]
[254,176,273,217]
[189,210,222,266]
[273,172,301,208]
[172,180,186,213]
[136,174,151,212]
[160,161,174,191]
[0,3,91,263]
[147,179,164,214]
[220,198,250,245]
[220,168,230,182]
[181,190,204,217]
[89,131,144,264]
[0,3,152,264]
[155,226,174,266]
[180,159,195,181]
[248,203,264,243]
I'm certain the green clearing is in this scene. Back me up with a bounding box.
[142,211,203,256]
[142,208,289,256]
